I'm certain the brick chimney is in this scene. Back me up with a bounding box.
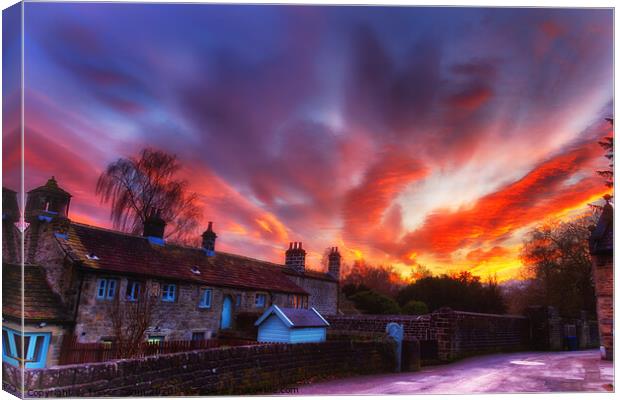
[285,242,306,273]
[202,221,217,256]
[328,247,341,280]
[143,209,166,244]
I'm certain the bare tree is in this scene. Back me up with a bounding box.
[109,283,159,359]
[96,148,201,243]
[342,260,405,298]
[519,215,596,317]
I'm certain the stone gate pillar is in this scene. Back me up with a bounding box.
[431,308,457,361]
[589,199,613,361]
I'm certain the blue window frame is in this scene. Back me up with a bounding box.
[161,284,176,302]
[126,280,141,302]
[199,288,212,308]
[2,328,51,369]
[236,294,242,307]
[96,278,117,300]
[255,293,266,308]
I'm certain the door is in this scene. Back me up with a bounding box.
[220,296,233,329]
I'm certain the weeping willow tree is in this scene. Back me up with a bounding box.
[96,148,201,244]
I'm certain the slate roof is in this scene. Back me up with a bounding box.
[283,268,338,282]
[2,263,73,322]
[590,202,613,255]
[255,305,329,328]
[55,222,308,295]
[27,177,72,197]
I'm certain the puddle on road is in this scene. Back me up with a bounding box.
[510,360,545,366]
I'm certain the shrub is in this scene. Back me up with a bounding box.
[349,290,401,315]
[401,300,429,315]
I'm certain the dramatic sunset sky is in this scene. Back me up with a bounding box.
[3,4,613,281]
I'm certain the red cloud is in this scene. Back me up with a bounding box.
[398,139,608,261]
[343,149,428,245]
[540,20,566,39]
[448,85,493,110]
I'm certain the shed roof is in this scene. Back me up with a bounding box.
[255,305,329,328]
[56,222,308,295]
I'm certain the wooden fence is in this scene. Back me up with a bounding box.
[58,336,256,365]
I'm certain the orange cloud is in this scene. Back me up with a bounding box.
[398,139,608,261]
[466,246,510,264]
[343,148,428,243]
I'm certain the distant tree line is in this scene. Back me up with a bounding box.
[340,264,506,315]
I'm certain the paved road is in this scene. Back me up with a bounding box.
[295,350,614,394]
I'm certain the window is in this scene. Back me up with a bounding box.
[96,278,117,300]
[161,284,176,302]
[199,288,212,308]
[192,332,205,341]
[236,294,242,307]
[2,328,51,369]
[126,280,141,302]
[288,294,304,309]
[147,336,164,344]
[255,293,266,308]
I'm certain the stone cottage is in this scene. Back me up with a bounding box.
[2,178,341,368]
[589,198,613,361]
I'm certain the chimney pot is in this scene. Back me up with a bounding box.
[143,211,166,240]
[202,220,217,255]
[328,245,341,280]
[285,240,306,273]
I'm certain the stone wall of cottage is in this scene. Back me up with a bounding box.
[287,275,338,315]
[28,222,78,309]
[73,272,293,343]
[3,340,395,397]
[592,253,613,360]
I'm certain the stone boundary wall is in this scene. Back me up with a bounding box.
[328,314,432,339]
[329,308,532,361]
[2,341,395,397]
[448,310,530,359]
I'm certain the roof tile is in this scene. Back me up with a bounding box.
[2,263,72,322]
[58,223,310,295]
